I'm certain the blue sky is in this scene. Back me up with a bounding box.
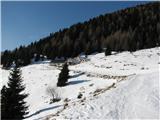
[1,1,148,51]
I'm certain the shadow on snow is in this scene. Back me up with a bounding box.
[69,72,85,79]
[25,105,61,119]
[68,80,90,86]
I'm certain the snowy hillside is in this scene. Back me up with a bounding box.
[1,47,160,120]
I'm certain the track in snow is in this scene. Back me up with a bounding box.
[50,72,159,119]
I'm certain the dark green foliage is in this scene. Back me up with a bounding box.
[1,65,29,120]
[1,86,7,119]
[1,2,160,68]
[85,42,93,55]
[35,54,40,62]
[57,63,69,87]
[105,45,111,56]
[1,50,13,68]
[96,39,102,53]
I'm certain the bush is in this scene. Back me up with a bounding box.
[46,86,61,104]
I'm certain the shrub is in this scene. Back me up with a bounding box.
[46,86,61,104]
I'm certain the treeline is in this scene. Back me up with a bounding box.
[1,2,160,68]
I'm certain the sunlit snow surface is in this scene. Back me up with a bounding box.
[1,47,159,119]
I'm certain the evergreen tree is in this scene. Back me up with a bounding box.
[97,39,102,53]
[57,62,69,87]
[35,54,40,62]
[85,42,92,55]
[1,2,159,68]
[1,65,29,120]
[105,45,111,56]
[1,86,7,119]
[23,48,31,66]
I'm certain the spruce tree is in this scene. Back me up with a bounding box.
[97,39,102,53]
[57,62,69,87]
[105,45,111,56]
[1,65,29,120]
[35,54,40,62]
[85,42,92,55]
[1,86,7,119]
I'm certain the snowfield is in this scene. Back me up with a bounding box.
[1,47,160,120]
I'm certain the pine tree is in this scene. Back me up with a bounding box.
[35,54,40,62]
[1,2,159,68]
[1,65,29,120]
[57,62,69,87]
[105,45,111,56]
[97,39,102,53]
[1,86,7,119]
[85,42,92,55]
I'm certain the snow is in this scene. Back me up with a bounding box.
[1,47,160,120]
[52,72,159,119]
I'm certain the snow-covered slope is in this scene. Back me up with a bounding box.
[51,71,159,119]
[1,47,159,120]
